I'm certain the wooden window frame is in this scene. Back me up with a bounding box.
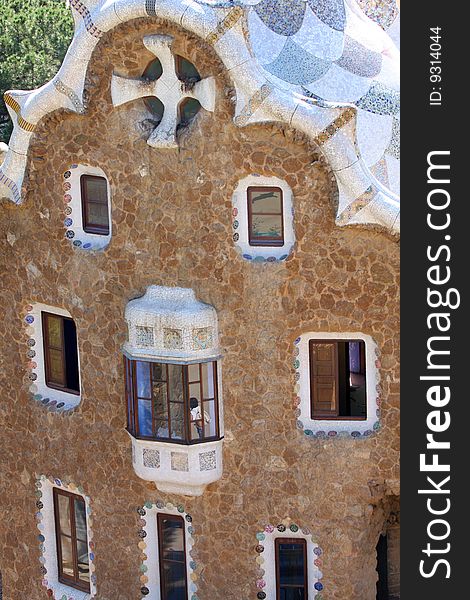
[80,174,110,235]
[247,186,284,247]
[309,339,367,421]
[157,513,188,600]
[124,358,221,445]
[42,311,80,396]
[53,488,90,594]
[275,537,308,600]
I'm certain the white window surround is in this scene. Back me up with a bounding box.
[25,302,81,412]
[62,164,111,251]
[294,332,380,438]
[254,521,324,599]
[231,175,295,262]
[35,476,96,600]
[137,501,197,600]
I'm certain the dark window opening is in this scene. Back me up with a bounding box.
[158,513,188,600]
[309,339,367,420]
[376,534,389,600]
[80,175,110,235]
[53,488,90,593]
[42,312,80,395]
[247,186,284,247]
[142,58,164,120]
[275,538,307,600]
[124,358,220,444]
[176,55,200,83]
[178,97,201,126]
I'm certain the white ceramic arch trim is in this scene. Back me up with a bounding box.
[62,163,112,250]
[25,302,82,412]
[294,331,381,438]
[0,0,399,235]
[35,475,96,599]
[231,174,295,262]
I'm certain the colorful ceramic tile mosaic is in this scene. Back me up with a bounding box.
[136,326,155,348]
[142,448,161,469]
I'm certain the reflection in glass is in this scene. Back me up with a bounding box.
[60,534,74,577]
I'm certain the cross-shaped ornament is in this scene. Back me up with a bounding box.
[111,35,216,149]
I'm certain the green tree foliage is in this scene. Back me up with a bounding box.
[0,0,74,143]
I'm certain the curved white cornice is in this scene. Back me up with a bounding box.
[0,0,400,234]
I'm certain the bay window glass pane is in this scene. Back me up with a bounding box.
[189,383,201,402]
[251,214,283,239]
[60,534,74,577]
[152,362,167,382]
[188,363,200,382]
[201,399,216,438]
[250,189,282,213]
[153,382,168,417]
[168,364,184,403]
[136,361,151,398]
[170,403,184,439]
[47,315,62,347]
[278,542,305,585]
[57,494,71,535]
[138,398,152,436]
[201,363,215,399]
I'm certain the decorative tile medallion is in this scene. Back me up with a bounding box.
[136,326,155,348]
[163,328,184,350]
[199,450,216,471]
[192,327,213,350]
[142,448,160,469]
[171,452,189,472]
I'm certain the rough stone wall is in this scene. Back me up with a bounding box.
[0,18,400,600]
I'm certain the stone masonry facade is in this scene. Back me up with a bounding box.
[0,17,399,600]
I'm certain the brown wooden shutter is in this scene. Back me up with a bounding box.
[310,341,339,417]
[42,312,66,388]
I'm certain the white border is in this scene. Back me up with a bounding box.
[63,164,112,251]
[26,303,82,411]
[36,476,96,599]
[295,332,380,437]
[232,175,295,262]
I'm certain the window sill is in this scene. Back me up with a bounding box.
[47,580,91,600]
[129,433,223,496]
